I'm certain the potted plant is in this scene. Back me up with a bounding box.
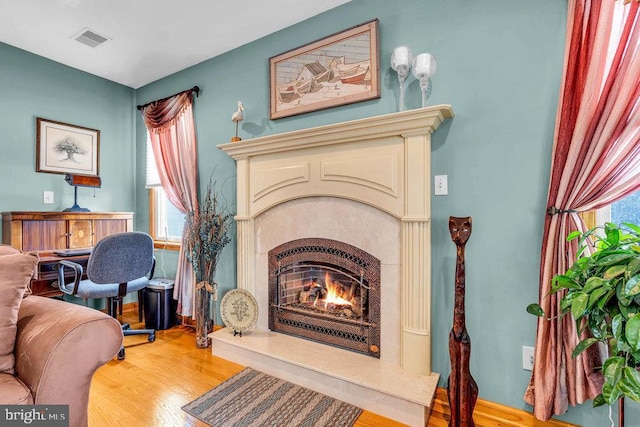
[184,179,233,348]
[528,222,640,409]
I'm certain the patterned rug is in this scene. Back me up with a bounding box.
[181,368,363,427]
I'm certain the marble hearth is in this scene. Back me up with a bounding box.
[213,105,454,426]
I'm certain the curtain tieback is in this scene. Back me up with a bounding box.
[547,206,577,215]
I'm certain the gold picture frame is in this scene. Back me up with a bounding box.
[36,118,100,176]
[269,19,380,120]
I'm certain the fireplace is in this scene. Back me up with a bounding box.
[213,105,454,426]
[268,238,380,357]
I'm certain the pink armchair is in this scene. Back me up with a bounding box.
[1,296,122,427]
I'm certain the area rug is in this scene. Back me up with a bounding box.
[181,367,363,427]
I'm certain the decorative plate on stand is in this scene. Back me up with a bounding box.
[220,289,258,336]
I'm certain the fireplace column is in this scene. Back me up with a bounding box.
[235,217,255,296]
[401,131,433,376]
[234,157,256,297]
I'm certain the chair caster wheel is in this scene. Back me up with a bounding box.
[117,347,125,360]
[148,333,156,342]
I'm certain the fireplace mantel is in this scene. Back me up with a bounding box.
[218,105,453,377]
[216,106,453,425]
[218,105,453,159]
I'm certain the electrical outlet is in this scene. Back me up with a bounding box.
[523,346,534,370]
[434,175,448,195]
[43,191,54,204]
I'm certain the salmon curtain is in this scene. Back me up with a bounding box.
[525,0,640,420]
[141,90,200,317]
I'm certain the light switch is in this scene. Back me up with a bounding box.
[434,175,448,196]
[43,191,54,204]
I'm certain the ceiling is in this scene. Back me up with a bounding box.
[0,0,351,89]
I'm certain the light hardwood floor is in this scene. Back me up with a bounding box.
[88,309,577,427]
[88,310,402,427]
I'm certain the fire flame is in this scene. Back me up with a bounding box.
[324,272,352,307]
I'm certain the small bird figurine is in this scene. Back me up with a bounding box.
[231,101,244,141]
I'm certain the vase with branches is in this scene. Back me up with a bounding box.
[184,179,233,348]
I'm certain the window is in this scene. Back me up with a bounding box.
[149,187,184,250]
[586,191,640,231]
[611,191,640,226]
[146,134,184,250]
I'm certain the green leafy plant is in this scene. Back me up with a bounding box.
[528,222,640,407]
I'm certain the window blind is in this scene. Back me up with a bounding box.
[145,133,161,188]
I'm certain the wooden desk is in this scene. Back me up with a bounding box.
[2,211,133,297]
[32,252,90,297]
[2,211,133,252]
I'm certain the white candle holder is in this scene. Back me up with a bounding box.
[390,46,413,111]
[412,53,437,108]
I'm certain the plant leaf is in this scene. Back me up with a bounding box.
[561,292,579,312]
[605,223,621,247]
[622,222,640,234]
[589,319,605,340]
[628,258,640,276]
[552,275,581,292]
[612,313,624,340]
[566,230,582,241]
[625,275,640,297]
[617,281,634,307]
[604,265,627,280]
[571,337,599,358]
[593,394,606,407]
[603,381,623,405]
[602,357,625,400]
[598,287,617,310]
[571,292,589,319]
[618,367,640,402]
[526,303,545,317]
[583,277,608,293]
[619,301,638,319]
[626,314,640,351]
[588,286,610,310]
[616,339,631,354]
[596,253,635,267]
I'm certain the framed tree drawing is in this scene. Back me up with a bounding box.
[36,118,100,176]
[269,19,380,120]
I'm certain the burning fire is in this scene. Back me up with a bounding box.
[322,272,352,307]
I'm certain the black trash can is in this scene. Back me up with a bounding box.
[144,279,177,330]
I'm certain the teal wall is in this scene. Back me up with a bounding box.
[2,0,636,425]
[0,42,136,215]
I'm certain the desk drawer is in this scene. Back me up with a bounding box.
[30,279,63,297]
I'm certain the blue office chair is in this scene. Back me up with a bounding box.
[57,231,156,360]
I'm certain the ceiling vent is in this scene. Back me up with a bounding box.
[71,28,110,48]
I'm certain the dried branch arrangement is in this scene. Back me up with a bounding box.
[184,179,233,286]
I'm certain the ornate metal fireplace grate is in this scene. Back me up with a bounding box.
[269,238,380,357]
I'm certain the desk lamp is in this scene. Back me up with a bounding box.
[63,174,101,212]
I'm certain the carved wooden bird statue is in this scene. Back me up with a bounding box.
[231,101,244,141]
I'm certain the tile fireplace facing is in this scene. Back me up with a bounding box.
[213,105,454,426]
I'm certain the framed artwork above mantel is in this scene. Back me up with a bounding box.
[269,19,380,120]
[36,117,100,176]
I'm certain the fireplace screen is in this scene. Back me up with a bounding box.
[269,238,380,357]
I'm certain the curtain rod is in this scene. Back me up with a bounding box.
[136,86,200,111]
